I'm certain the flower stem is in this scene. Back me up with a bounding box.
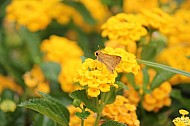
[81,119,84,126]
[94,93,106,126]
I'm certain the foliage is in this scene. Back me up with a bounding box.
[0,0,190,126]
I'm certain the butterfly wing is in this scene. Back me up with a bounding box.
[95,51,121,73]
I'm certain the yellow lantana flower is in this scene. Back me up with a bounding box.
[0,75,22,95]
[41,35,83,93]
[123,69,172,112]
[173,109,190,126]
[0,100,17,112]
[74,58,117,97]
[101,47,140,75]
[101,13,147,47]
[6,0,58,32]
[102,95,140,126]
[157,45,190,85]
[23,65,50,96]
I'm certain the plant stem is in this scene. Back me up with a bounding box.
[94,93,106,126]
[81,119,84,126]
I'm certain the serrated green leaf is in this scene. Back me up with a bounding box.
[70,90,97,112]
[137,59,190,77]
[115,81,128,90]
[151,70,175,90]
[63,1,96,25]
[170,89,190,108]
[19,98,69,126]
[101,120,126,126]
[38,92,70,122]
[40,62,61,82]
[75,111,90,119]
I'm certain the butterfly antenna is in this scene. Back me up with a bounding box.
[98,45,101,50]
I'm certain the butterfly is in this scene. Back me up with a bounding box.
[95,50,121,74]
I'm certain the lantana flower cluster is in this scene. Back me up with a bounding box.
[167,9,190,46]
[140,8,173,34]
[102,95,140,126]
[23,65,50,96]
[124,69,172,112]
[101,47,140,75]
[5,0,110,32]
[74,47,140,97]
[41,35,83,93]
[123,0,178,13]
[0,100,17,112]
[157,45,190,85]
[0,75,22,94]
[74,58,118,97]
[6,0,57,32]
[173,109,190,126]
[101,13,147,48]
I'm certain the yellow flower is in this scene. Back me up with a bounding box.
[41,35,83,93]
[173,109,190,126]
[23,65,50,96]
[68,105,95,126]
[102,95,140,126]
[140,8,173,34]
[167,9,190,47]
[101,47,140,75]
[180,110,189,116]
[123,69,172,112]
[157,45,190,85]
[101,13,147,47]
[41,35,83,64]
[123,0,158,13]
[123,0,177,13]
[79,0,111,32]
[0,100,17,112]
[0,75,22,95]
[6,0,58,32]
[34,82,50,95]
[87,88,100,97]
[74,58,117,97]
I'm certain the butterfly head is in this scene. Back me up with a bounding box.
[95,50,101,57]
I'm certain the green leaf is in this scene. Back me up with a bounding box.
[104,87,116,105]
[141,45,156,60]
[70,90,97,112]
[18,27,42,63]
[101,120,126,126]
[115,81,128,90]
[33,114,56,126]
[151,70,175,90]
[19,96,69,126]
[40,62,61,82]
[137,59,190,77]
[142,67,150,93]
[63,1,96,25]
[125,73,139,91]
[38,92,70,122]
[75,111,90,119]
[170,89,190,108]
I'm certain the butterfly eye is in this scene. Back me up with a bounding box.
[95,52,98,56]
